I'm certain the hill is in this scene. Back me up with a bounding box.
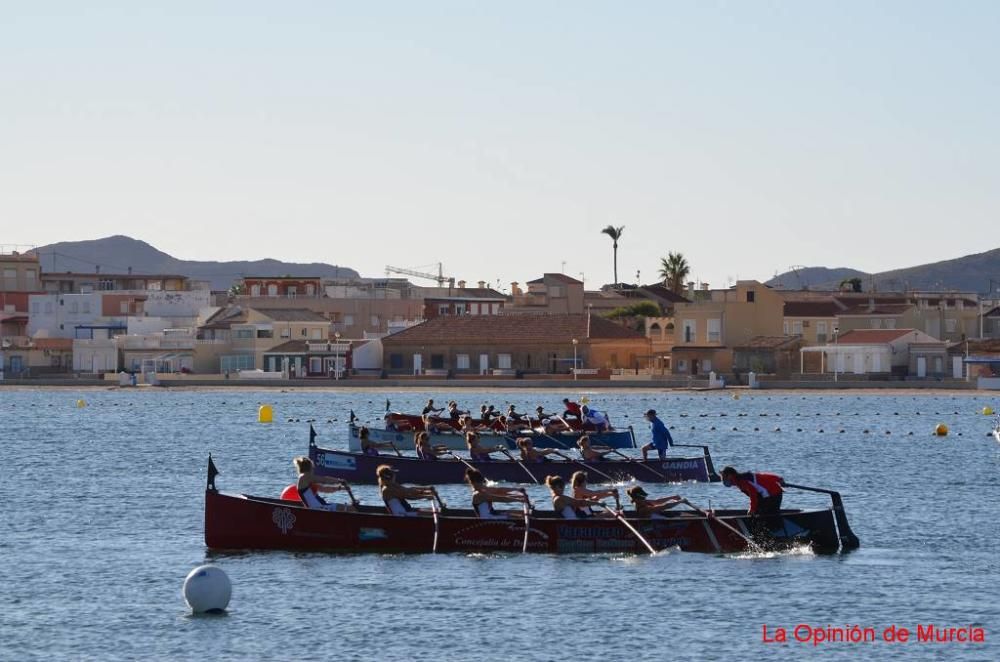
[30,235,359,290]
[768,248,1000,293]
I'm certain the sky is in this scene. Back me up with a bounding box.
[2,1,999,292]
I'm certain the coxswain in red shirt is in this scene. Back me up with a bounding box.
[720,466,785,515]
[562,398,582,421]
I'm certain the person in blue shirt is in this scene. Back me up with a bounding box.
[641,409,674,460]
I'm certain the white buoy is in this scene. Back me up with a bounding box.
[183,565,232,613]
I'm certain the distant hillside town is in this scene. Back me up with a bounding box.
[3,237,1000,387]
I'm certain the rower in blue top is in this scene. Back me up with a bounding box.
[641,409,674,460]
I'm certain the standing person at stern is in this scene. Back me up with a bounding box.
[640,409,673,460]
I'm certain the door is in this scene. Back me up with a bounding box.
[479,353,489,375]
[852,354,864,374]
[917,357,927,378]
[952,356,964,379]
[413,353,423,375]
[872,353,882,373]
[10,356,22,374]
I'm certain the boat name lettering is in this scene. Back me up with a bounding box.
[315,452,357,471]
[661,460,700,470]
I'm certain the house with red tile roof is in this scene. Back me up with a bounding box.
[380,313,650,376]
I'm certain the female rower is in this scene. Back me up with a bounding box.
[465,468,529,519]
[293,456,354,511]
[376,464,439,516]
[571,471,619,517]
[422,413,454,434]
[546,475,606,519]
[466,431,505,462]
[576,435,613,462]
[516,437,557,463]
[414,431,448,461]
[627,486,682,519]
[359,426,396,457]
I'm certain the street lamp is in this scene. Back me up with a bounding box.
[572,338,579,380]
[334,331,341,381]
[833,326,839,383]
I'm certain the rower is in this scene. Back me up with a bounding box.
[376,464,438,516]
[640,409,674,460]
[516,437,557,463]
[359,425,396,457]
[421,399,444,416]
[293,456,354,511]
[414,431,448,461]
[466,431,505,462]
[546,475,605,519]
[576,435,613,462]
[571,471,618,518]
[505,405,531,431]
[447,401,468,421]
[580,405,611,432]
[465,468,529,519]
[720,466,785,515]
[626,486,682,519]
[422,413,453,434]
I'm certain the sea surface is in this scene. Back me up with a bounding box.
[1,387,997,661]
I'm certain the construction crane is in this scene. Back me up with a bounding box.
[385,263,455,287]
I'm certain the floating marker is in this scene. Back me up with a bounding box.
[76,399,86,408]
[934,423,948,437]
[258,404,274,423]
[183,565,232,614]
[983,406,994,416]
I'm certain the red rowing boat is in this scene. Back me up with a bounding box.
[203,458,860,555]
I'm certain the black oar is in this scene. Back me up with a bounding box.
[499,448,540,485]
[595,503,657,555]
[680,499,763,554]
[551,450,619,484]
[389,442,403,458]
[338,479,360,508]
[608,449,669,482]
[444,450,479,474]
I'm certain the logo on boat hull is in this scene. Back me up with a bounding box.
[315,452,357,471]
[272,507,296,534]
[359,527,388,541]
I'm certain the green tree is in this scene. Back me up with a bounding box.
[839,277,863,293]
[604,301,662,329]
[600,224,625,285]
[658,252,691,294]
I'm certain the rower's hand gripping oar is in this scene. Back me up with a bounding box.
[680,499,764,554]
[339,480,360,508]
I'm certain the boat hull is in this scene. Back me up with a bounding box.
[205,489,854,555]
[310,446,717,484]
[349,423,636,451]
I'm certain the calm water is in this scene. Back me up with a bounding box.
[1,387,997,661]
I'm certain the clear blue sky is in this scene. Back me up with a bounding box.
[2,1,998,290]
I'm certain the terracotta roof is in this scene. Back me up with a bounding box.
[637,284,691,304]
[835,329,912,344]
[33,338,74,350]
[200,306,248,329]
[734,336,803,350]
[382,314,646,345]
[784,301,842,317]
[526,273,583,285]
[948,338,1000,354]
[425,288,505,300]
[252,308,330,322]
[838,303,913,316]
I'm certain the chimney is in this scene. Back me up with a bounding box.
[511,282,520,296]
[687,281,695,297]
[457,280,466,289]
[96,265,101,274]
[127,266,132,275]
[701,283,709,291]
[478,280,486,289]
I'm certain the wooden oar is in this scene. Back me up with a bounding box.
[530,428,574,450]
[520,489,530,553]
[551,450,619,484]
[430,498,440,553]
[444,450,479,474]
[500,448,540,485]
[595,503,657,555]
[680,499,764,553]
[340,480,361,508]
[389,442,403,458]
[609,449,670,482]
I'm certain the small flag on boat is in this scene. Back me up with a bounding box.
[207,454,220,490]
[385,399,390,412]
[350,410,357,423]
[309,424,317,444]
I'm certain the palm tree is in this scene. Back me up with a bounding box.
[658,252,691,295]
[600,225,625,285]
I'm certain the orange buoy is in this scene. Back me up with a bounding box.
[280,484,301,501]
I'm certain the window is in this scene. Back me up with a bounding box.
[390,353,403,369]
[682,320,696,343]
[287,286,298,297]
[455,307,465,316]
[746,290,755,303]
[438,305,450,315]
[99,279,114,291]
[792,321,803,335]
[120,301,129,314]
[235,329,253,339]
[250,284,260,297]
[870,319,882,329]
[945,319,957,333]
[456,354,470,370]
[490,303,500,314]
[2,268,15,279]
[498,353,512,369]
[256,329,273,338]
[802,320,810,328]
[370,315,380,327]
[430,354,445,369]
[280,327,291,338]
[783,321,790,335]
[25,269,36,283]
[311,328,322,340]
[31,301,40,314]
[344,315,354,326]
[707,318,721,343]
[300,328,307,337]
[817,321,827,344]
[549,285,563,297]
[677,359,688,372]
[885,319,896,329]
[45,302,53,313]
[305,284,315,296]
[69,301,79,314]
[267,284,278,296]
[82,301,90,314]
